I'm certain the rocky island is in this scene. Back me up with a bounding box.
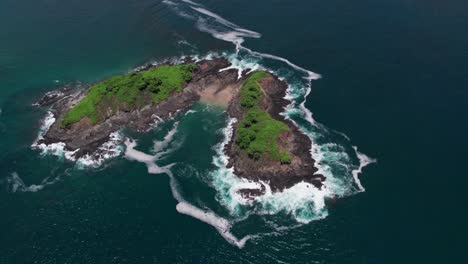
[36,57,324,196]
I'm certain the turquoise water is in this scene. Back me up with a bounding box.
[1,0,467,263]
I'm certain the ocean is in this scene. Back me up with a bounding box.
[0,0,466,263]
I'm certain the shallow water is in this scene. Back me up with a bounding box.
[1,0,467,263]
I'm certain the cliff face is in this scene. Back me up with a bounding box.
[37,57,323,195]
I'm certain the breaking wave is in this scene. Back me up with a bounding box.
[31,111,124,168]
[210,118,330,224]
[76,132,124,168]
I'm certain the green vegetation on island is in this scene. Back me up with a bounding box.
[235,71,292,164]
[61,64,196,128]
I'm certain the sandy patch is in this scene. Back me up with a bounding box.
[198,83,239,108]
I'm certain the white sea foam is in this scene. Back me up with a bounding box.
[153,122,179,153]
[287,76,377,196]
[32,111,55,144]
[181,0,202,7]
[210,118,262,211]
[31,112,124,167]
[184,110,197,116]
[255,182,330,223]
[239,46,322,81]
[352,146,377,192]
[162,0,177,6]
[219,52,263,79]
[164,0,320,83]
[163,0,260,52]
[176,202,252,248]
[194,18,260,51]
[125,139,170,174]
[31,111,79,161]
[177,39,198,52]
[76,132,124,168]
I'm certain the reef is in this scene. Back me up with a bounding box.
[36,57,324,195]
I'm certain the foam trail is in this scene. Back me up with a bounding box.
[3,172,58,193]
[194,19,260,51]
[239,46,322,81]
[191,6,257,35]
[153,122,179,153]
[295,83,377,193]
[125,133,251,248]
[177,40,198,51]
[165,0,320,81]
[352,146,377,192]
[181,0,201,6]
[176,202,252,248]
[184,110,197,116]
[163,0,260,52]
[125,139,165,174]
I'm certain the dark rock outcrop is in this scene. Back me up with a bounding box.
[226,74,325,196]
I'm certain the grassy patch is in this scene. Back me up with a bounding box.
[61,64,196,128]
[235,71,292,163]
[239,71,268,108]
[236,108,290,161]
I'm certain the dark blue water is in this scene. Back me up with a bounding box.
[1,0,467,263]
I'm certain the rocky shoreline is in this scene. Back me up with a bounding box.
[36,57,323,195]
[38,57,238,157]
[225,74,324,197]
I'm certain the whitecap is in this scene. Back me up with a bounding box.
[352,146,377,192]
[255,182,330,224]
[76,132,124,168]
[184,109,197,116]
[31,112,124,167]
[31,111,80,161]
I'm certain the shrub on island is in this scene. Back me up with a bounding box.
[61,64,196,128]
[235,71,292,163]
